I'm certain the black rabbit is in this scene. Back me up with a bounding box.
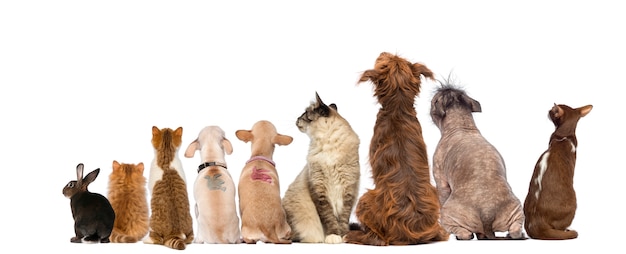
[63,163,115,243]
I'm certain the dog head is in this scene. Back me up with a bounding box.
[235,120,292,158]
[358,52,434,105]
[184,126,233,161]
[430,84,482,130]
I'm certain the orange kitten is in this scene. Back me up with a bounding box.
[107,160,149,243]
[143,126,194,250]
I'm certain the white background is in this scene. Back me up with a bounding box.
[1,1,622,253]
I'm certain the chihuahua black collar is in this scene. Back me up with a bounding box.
[197,162,227,173]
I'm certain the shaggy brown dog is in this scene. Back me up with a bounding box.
[344,52,449,245]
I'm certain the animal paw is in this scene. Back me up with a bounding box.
[324,234,343,244]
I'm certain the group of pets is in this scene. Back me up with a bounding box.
[62,52,592,249]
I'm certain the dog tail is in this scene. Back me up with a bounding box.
[343,222,389,246]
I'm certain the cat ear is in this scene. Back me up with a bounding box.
[222,138,233,155]
[112,160,121,171]
[152,126,160,136]
[235,130,253,143]
[136,162,144,173]
[273,134,293,146]
[184,139,199,158]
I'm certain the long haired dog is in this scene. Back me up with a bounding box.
[430,84,525,240]
[236,120,293,244]
[344,52,449,245]
[184,126,241,244]
[523,104,592,240]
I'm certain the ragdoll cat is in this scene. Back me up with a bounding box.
[107,160,149,243]
[282,92,361,243]
[143,126,194,250]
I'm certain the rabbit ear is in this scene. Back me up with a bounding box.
[76,163,85,185]
[82,168,100,187]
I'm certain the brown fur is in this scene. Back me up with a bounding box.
[430,84,525,240]
[107,160,149,243]
[523,104,592,240]
[236,120,293,244]
[344,52,449,245]
[144,126,194,250]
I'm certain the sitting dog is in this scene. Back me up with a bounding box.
[430,84,525,240]
[235,120,293,244]
[344,52,449,245]
[184,126,241,244]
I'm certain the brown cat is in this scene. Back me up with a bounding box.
[107,160,149,243]
[282,92,361,243]
[143,126,194,250]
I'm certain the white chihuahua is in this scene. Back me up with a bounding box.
[184,126,241,244]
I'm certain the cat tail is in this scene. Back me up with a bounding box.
[110,231,139,243]
[164,234,187,250]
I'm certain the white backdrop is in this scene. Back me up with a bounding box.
[1,1,621,253]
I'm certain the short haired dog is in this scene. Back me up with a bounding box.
[185,126,241,244]
[236,120,293,244]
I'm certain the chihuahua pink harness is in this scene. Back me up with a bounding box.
[246,156,275,184]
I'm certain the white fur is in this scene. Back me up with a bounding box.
[148,152,185,194]
[534,151,550,199]
[185,126,240,244]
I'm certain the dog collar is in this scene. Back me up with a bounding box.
[197,162,227,173]
[246,156,276,167]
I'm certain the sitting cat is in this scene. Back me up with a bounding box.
[282,92,361,243]
[107,160,149,243]
[143,126,194,250]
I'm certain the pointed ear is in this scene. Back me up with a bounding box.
[552,103,564,118]
[222,138,233,155]
[273,134,293,146]
[83,168,100,186]
[235,130,253,143]
[184,139,199,158]
[136,162,145,173]
[174,127,183,136]
[152,126,160,136]
[112,160,121,171]
[578,105,593,117]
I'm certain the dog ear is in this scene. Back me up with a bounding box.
[464,95,482,113]
[184,139,199,158]
[273,134,293,146]
[222,138,233,155]
[578,105,593,117]
[236,130,253,143]
[411,63,434,81]
[358,69,378,84]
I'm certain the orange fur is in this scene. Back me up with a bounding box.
[107,160,149,243]
[345,52,449,245]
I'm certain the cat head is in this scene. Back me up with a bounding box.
[296,92,338,132]
[151,126,183,150]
